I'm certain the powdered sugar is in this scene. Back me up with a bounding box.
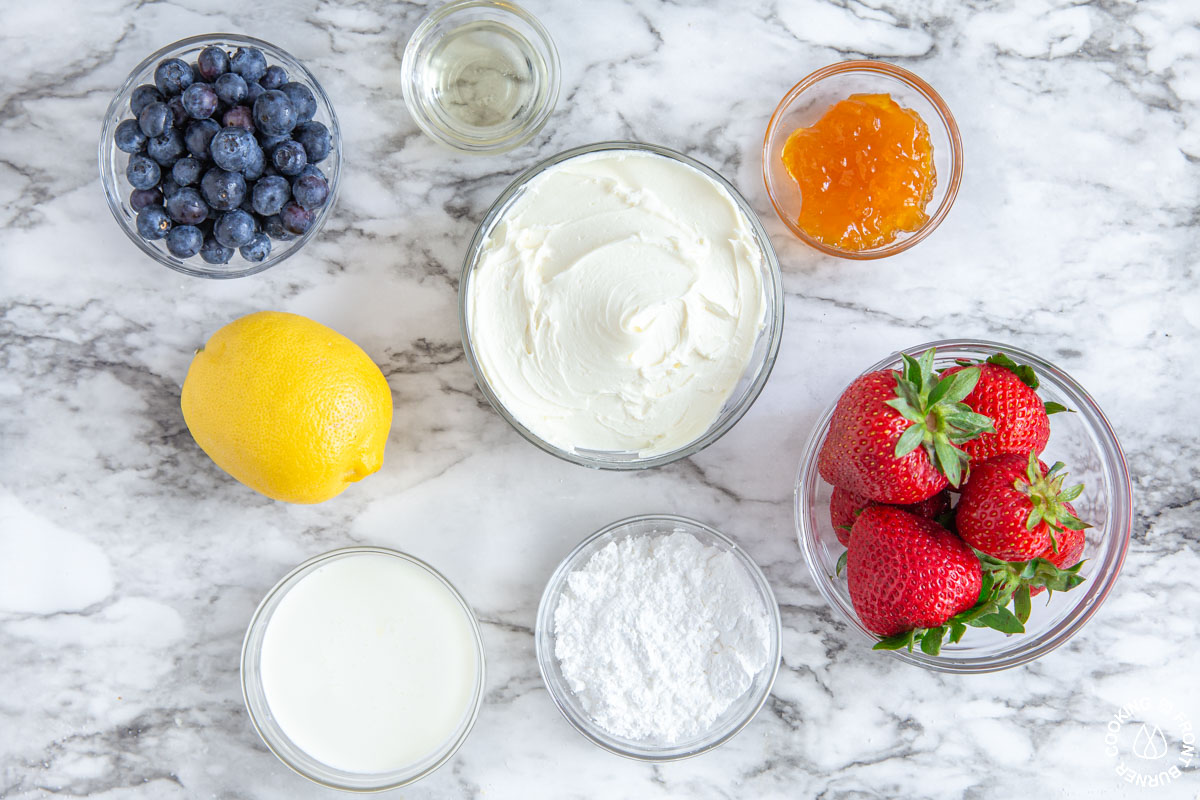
[552,531,771,743]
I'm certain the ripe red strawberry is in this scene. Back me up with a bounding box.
[1030,514,1085,597]
[956,453,1090,561]
[941,354,1055,462]
[818,349,994,504]
[830,486,951,547]
[847,506,981,638]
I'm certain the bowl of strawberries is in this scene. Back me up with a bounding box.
[795,339,1132,672]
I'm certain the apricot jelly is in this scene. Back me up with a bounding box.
[782,93,936,251]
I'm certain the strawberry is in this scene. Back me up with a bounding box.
[941,354,1061,462]
[829,486,951,547]
[818,349,994,504]
[1029,517,1085,597]
[956,452,1090,561]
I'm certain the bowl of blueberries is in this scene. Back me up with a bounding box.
[99,33,341,279]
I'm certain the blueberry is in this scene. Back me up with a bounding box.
[261,213,295,240]
[167,95,188,127]
[115,119,147,153]
[138,101,171,137]
[279,82,316,123]
[136,205,172,240]
[280,202,315,235]
[184,119,221,160]
[222,105,255,132]
[171,156,204,186]
[126,154,160,189]
[154,58,194,97]
[296,164,326,182]
[181,82,218,119]
[242,144,265,181]
[251,175,290,216]
[161,176,181,199]
[201,167,247,210]
[165,187,209,225]
[293,121,331,163]
[244,81,266,107]
[271,140,307,176]
[214,72,248,106]
[210,126,257,172]
[260,65,287,90]
[147,128,186,167]
[197,46,230,81]
[239,232,272,262]
[292,174,329,211]
[166,224,204,258]
[230,47,267,82]
[200,235,234,264]
[130,84,162,117]
[252,90,296,137]
[130,187,162,212]
[257,133,292,154]
[214,209,256,248]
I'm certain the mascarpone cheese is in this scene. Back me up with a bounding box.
[467,150,767,456]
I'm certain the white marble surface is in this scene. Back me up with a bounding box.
[3,0,1199,798]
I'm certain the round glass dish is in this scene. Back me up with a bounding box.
[534,514,782,761]
[459,141,785,470]
[401,0,560,154]
[795,340,1133,673]
[241,546,486,792]
[762,60,963,259]
[99,33,342,279]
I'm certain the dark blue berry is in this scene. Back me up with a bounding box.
[161,176,181,199]
[165,187,209,225]
[271,140,307,176]
[252,90,296,136]
[181,82,218,119]
[279,82,316,123]
[214,209,256,248]
[210,126,257,172]
[251,175,290,216]
[197,46,230,82]
[184,119,221,160]
[296,164,326,182]
[147,129,186,167]
[292,173,329,210]
[167,95,188,127]
[138,101,171,137]
[280,202,315,235]
[154,58,194,97]
[136,205,172,239]
[126,154,160,189]
[214,73,248,106]
[200,167,247,210]
[262,213,295,240]
[200,235,234,264]
[166,224,204,258]
[243,145,265,181]
[115,119,147,153]
[245,81,266,107]
[222,105,255,132]
[230,47,267,82]
[257,133,292,154]
[171,157,204,186]
[130,84,162,117]
[240,232,272,262]
[293,121,331,164]
[260,65,287,90]
[130,187,162,212]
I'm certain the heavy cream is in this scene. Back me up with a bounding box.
[467,150,767,456]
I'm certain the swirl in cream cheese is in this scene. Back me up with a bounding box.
[467,150,767,456]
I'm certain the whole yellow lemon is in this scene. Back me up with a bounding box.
[181,311,392,504]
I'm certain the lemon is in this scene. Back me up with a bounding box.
[181,311,393,504]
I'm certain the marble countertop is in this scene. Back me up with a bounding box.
[3,0,1199,798]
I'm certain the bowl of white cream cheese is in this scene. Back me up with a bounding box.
[460,142,784,469]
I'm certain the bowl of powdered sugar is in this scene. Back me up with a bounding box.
[534,514,782,760]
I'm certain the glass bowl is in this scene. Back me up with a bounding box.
[762,60,963,260]
[99,33,342,279]
[534,514,782,761]
[459,141,785,470]
[401,0,560,154]
[795,340,1133,673]
[241,547,486,791]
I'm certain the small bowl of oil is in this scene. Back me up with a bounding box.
[402,0,560,154]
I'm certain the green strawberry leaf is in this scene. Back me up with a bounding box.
[949,620,968,643]
[920,627,946,656]
[835,550,848,577]
[933,437,964,487]
[985,352,1040,390]
[1059,483,1084,502]
[978,606,1026,635]
[874,631,916,651]
[894,424,926,458]
[1014,584,1032,625]
[1044,401,1072,415]
[935,367,981,405]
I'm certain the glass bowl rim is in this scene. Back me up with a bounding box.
[761,59,964,260]
[793,338,1133,673]
[98,32,342,280]
[399,0,561,155]
[458,140,786,470]
[533,513,783,761]
[239,545,487,792]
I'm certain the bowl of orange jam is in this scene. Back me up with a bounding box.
[763,61,963,259]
